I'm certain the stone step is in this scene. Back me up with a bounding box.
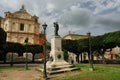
[37,65,80,75]
[47,67,80,74]
[47,65,75,71]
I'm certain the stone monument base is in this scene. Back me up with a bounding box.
[38,35,79,74]
[46,61,79,74]
[38,61,79,74]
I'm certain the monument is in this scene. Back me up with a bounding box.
[45,22,79,74]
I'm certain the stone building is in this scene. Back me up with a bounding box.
[63,34,88,40]
[105,46,120,60]
[1,6,42,44]
[0,6,45,62]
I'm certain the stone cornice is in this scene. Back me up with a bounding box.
[6,31,39,36]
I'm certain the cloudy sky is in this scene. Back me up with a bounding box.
[0,0,120,41]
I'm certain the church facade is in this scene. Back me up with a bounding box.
[1,6,43,44]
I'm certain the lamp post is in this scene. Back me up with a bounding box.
[42,23,47,80]
[24,37,29,70]
[87,32,94,71]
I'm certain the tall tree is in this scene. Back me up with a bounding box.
[24,44,43,62]
[0,17,7,63]
[0,28,7,45]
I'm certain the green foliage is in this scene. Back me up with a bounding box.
[91,35,104,50]
[62,39,79,54]
[63,49,69,61]
[62,30,120,57]
[93,51,100,57]
[1,42,43,55]
[24,44,43,62]
[5,42,23,53]
[0,17,7,50]
[46,41,51,50]
[0,27,7,45]
[77,38,88,52]
[103,30,120,48]
[24,44,43,53]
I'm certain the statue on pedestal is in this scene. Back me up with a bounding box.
[54,22,59,36]
[38,21,79,74]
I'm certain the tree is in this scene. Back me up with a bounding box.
[2,42,25,66]
[62,39,78,62]
[91,35,105,63]
[0,17,6,44]
[77,39,88,62]
[62,30,120,64]
[0,28,7,45]
[103,32,118,59]
[63,49,69,62]
[2,42,16,66]
[24,44,43,62]
[0,19,7,63]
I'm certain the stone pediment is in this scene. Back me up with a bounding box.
[12,10,32,19]
[4,5,38,22]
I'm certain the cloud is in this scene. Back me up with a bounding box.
[95,13,120,30]
[58,5,93,27]
[0,0,120,41]
[47,0,80,12]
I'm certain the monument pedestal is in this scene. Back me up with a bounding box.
[45,36,79,74]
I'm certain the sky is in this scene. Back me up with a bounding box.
[0,0,120,41]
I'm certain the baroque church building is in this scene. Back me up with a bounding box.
[1,6,44,44]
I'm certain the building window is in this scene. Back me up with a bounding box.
[28,24,31,31]
[20,23,24,31]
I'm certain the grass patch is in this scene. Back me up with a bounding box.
[50,64,120,80]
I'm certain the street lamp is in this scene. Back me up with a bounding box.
[24,37,29,70]
[87,32,94,71]
[42,23,47,80]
